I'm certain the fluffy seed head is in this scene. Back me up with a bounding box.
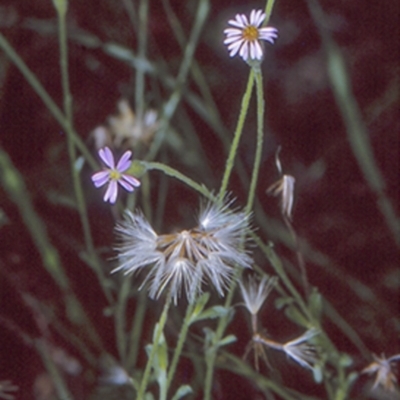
[113,200,253,304]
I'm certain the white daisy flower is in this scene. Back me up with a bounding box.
[114,200,253,304]
[224,9,278,61]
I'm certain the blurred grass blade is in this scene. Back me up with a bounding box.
[307,0,400,245]
[0,148,102,348]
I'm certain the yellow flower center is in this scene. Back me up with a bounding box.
[243,25,259,41]
[109,169,122,181]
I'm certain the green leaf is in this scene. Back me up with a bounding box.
[284,304,309,328]
[218,334,237,348]
[308,288,323,321]
[194,305,231,323]
[188,292,210,324]
[275,296,294,310]
[339,353,353,368]
[171,385,193,400]
[313,364,323,384]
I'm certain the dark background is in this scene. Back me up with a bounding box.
[0,0,399,398]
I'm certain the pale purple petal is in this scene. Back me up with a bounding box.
[104,180,118,203]
[223,28,243,36]
[224,34,243,45]
[252,41,263,60]
[116,150,132,172]
[239,14,248,26]
[250,10,265,27]
[99,147,115,169]
[228,18,245,28]
[91,170,110,187]
[228,40,244,57]
[118,180,134,192]
[239,42,249,60]
[259,28,278,44]
[121,174,141,188]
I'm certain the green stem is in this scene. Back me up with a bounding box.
[252,233,311,320]
[36,339,74,400]
[218,71,254,202]
[135,0,149,119]
[0,33,97,170]
[245,70,264,214]
[0,149,103,349]
[53,1,112,302]
[137,294,173,400]
[166,301,195,392]
[203,265,241,400]
[145,0,209,162]
[141,161,215,200]
[307,0,399,245]
[264,0,277,24]
[126,290,148,371]
[115,275,132,365]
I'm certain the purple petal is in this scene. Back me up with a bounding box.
[228,40,244,57]
[239,42,249,60]
[120,174,141,191]
[99,147,115,169]
[228,18,245,29]
[104,181,118,203]
[224,36,242,45]
[239,14,249,26]
[224,28,242,36]
[91,170,110,187]
[116,150,132,172]
[250,10,265,27]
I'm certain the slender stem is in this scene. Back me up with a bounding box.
[135,0,149,119]
[245,70,264,215]
[0,33,97,170]
[166,301,195,392]
[218,71,254,202]
[204,67,256,400]
[126,290,148,371]
[264,0,277,24]
[115,275,132,365]
[252,233,312,321]
[137,294,173,400]
[145,0,209,162]
[54,2,112,302]
[141,161,215,200]
[283,215,309,297]
[307,0,400,245]
[36,339,74,400]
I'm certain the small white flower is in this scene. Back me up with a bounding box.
[362,353,400,393]
[239,274,277,316]
[282,328,319,370]
[224,9,278,61]
[114,200,252,304]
